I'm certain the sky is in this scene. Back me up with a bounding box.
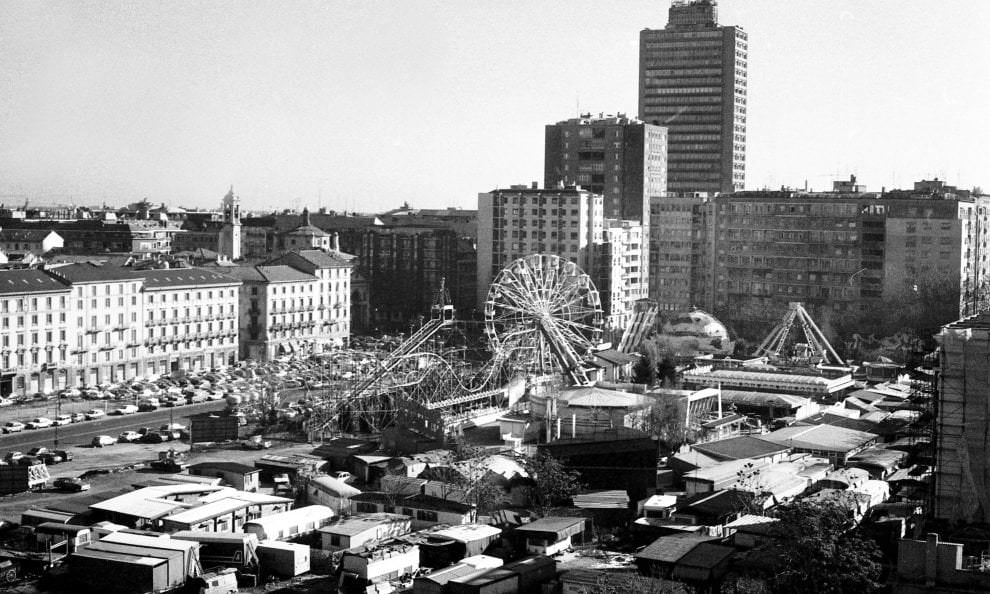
[0,1,987,213]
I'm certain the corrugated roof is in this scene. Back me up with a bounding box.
[516,516,584,537]
[433,524,501,543]
[636,534,714,564]
[759,424,877,453]
[0,269,69,295]
[691,436,791,461]
[319,513,409,536]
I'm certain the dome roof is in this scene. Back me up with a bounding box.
[661,309,730,340]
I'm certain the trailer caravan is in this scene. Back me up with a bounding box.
[241,505,333,542]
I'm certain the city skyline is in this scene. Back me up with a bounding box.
[0,1,987,212]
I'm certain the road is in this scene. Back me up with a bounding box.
[0,400,228,453]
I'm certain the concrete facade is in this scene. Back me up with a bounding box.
[639,0,747,195]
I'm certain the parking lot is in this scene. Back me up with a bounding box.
[0,341,405,469]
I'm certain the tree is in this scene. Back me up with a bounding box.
[633,342,660,385]
[749,501,883,594]
[524,452,581,517]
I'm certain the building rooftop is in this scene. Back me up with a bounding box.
[691,436,791,461]
[515,516,585,538]
[291,249,354,268]
[187,461,258,475]
[636,533,715,564]
[0,269,69,295]
[133,268,240,289]
[676,542,736,570]
[433,524,501,543]
[45,262,136,284]
[0,229,58,242]
[319,513,409,536]
[759,424,877,453]
[256,265,315,283]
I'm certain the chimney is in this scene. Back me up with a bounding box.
[531,181,538,190]
[333,232,340,253]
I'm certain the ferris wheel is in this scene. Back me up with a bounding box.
[484,254,603,385]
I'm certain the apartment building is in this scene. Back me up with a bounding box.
[477,186,647,333]
[228,256,353,362]
[265,249,353,346]
[649,194,710,311]
[477,186,603,311]
[132,268,241,375]
[598,220,648,330]
[0,270,72,396]
[544,113,667,224]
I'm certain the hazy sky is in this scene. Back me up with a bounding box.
[1,1,987,213]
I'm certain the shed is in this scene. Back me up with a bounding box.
[514,517,585,556]
[187,461,261,492]
[671,542,736,584]
[448,567,519,594]
[503,555,556,593]
[35,522,92,553]
[635,533,716,576]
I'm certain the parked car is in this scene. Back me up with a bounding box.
[3,452,24,464]
[331,471,355,484]
[0,397,13,407]
[53,415,73,426]
[54,449,73,462]
[52,477,90,492]
[118,431,142,443]
[140,432,166,444]
[111,405,138,415]
[240,437,272,450]
[36,452,63,465]
[91,435,117,448]
[1,422,25,434]
[17,455,42,466]
[25,417,54,430]
[83,409,105,421]
[71,413,86,423]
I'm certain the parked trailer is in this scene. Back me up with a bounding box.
[99,531,202,578]
[69,549,171,594]
[241,505,333,542]
[257,541,310,577]
[0,464,49,495]
[79,542,188,591]
[170,530,259,569]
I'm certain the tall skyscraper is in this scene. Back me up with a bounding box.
[544,113,667,224]
[639,0,747,195]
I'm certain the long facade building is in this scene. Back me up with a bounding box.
[648,179,990,339]
[639,0,747,195]
[0,264,240,395]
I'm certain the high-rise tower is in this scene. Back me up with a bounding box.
[639,0,747,195]
[219,185,242,261]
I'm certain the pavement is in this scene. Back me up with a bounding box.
[0,400,228,453]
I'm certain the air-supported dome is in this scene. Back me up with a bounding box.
[658,309,733,355]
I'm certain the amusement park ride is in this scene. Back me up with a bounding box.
[310,254,613,438]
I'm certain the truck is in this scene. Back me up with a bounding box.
[0,464,49,495]
[149,449,188,472]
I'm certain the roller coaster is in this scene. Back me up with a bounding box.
[309,254,607,438]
